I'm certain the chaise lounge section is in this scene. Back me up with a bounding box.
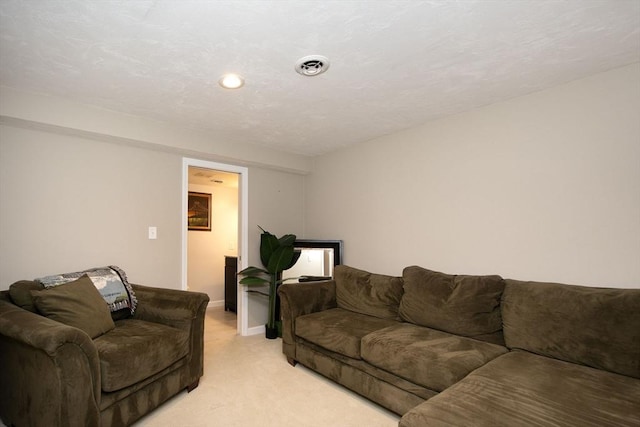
[279,265,640,426]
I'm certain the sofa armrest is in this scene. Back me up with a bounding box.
[130,284,210,386]
[0,299,101,427]
[278,280,337,364]
[131,284,209,328]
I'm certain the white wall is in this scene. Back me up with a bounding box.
[305,63,640,288]
[187,182,238,304]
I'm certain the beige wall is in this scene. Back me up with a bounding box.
[0,87,311,175]
[0,125,306,319]
[246,167,305,329]
[1,61,637,315]
[0,87,307,331]
[0,125,183,287]
[305,63,640,288]
[187,182,238,304]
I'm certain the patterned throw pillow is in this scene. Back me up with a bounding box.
[36,265,137,317]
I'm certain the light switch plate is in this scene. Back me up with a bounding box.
[148,226,157,240]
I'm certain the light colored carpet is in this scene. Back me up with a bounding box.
[133,307,401,427]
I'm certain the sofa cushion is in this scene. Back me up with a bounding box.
[31,274,116,339]
[361,323,508,392]
[94,319,189,392]
[334,265,404,320]
[399,266,505,338]
[502,279,640,379]
[295,307,398,359]
[399,351,640,427]
[9,280,43,312]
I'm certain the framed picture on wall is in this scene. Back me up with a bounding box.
[188,192,212,231]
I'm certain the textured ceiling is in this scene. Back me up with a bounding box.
[189,167,238,188]
[0,0,638,156]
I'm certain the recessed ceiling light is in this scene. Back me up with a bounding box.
[219,74,244,89]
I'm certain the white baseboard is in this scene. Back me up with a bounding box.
[204,300,264,337]
[207,300,224,309]
[246,324,265,336]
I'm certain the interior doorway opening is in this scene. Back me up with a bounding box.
[187,167,238,305]
[182,158,248,335]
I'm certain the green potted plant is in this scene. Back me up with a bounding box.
[238,226,301,339]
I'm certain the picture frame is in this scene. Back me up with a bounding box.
[188,192,212,231]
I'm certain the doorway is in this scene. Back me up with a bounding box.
[182,158,248,335]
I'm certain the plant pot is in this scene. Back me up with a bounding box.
[265,325,279,339]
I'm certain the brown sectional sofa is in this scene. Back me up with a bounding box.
[279,265,640,426]
[0,282,209,427]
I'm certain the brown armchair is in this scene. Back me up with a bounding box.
[0,283,209,427]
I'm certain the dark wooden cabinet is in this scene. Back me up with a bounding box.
[224,256,237,312]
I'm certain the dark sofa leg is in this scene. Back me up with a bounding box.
[187,379,200,392]
[287,357,298,367]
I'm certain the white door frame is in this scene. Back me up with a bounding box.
[182,157,249,336]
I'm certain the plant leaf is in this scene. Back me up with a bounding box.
[238,266,268,276]
[239,276,270,286]
[266,245,294,274]
[285,249,302,270]
[260,230,279,268]
[246,289,269,297]
[278,234,297,246]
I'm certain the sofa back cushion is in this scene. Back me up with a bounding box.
[335,265,404,320]
[399,266,505,338]
[502,279,640,379]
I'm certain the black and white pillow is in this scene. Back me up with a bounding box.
[37,265,137,318]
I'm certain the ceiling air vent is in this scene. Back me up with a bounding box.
[295,55,330,76]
